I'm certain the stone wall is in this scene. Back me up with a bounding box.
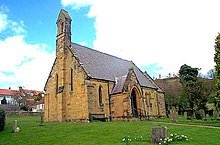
[88,79,110,119]
[6,111,43,116]
[0,104,20,111]
[111,92,130,118]
[44,47,89,122]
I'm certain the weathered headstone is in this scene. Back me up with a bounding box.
[163,126,168,138]
[213,110,219,120]
[170,107,178,122]
[13,120,20,133]
[201,109,205,118]
[151,126,168,144]
[184,112,188,120]
[206,114,209,118]
[153,121,158,126]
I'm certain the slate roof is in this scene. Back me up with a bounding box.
[143,72,164,92]
[111,75,127,94]
[72,43,158,90]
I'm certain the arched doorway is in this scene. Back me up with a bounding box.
[131,89,138,118]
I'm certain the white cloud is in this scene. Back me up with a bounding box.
[61,0,93,9]
[79,41,88,46]
[10,21,26,34]
[0,35,55,90]
[0,5,26,36]
[62,0,219,77]
[0,6,55,90]
[0,11,8,33]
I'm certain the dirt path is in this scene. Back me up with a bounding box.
[157,122,220,129]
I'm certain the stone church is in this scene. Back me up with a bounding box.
[44,9,166,122]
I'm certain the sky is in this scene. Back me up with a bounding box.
[0,0,218,90]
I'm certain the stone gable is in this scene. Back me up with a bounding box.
[44,9,166,122]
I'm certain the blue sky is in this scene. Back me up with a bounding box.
[0,0,219,90]
[0,0,96,90]
[1,0,95,50]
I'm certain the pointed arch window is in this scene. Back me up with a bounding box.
[61,22,64,33]
[70,68,73,91]
[56,74,58,93]
[99,86,103,106]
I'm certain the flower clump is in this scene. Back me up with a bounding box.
[122,135,146,144]
[158,133,188,145]
[122,136,132,145]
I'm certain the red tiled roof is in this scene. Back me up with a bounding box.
[0,89,44,98]
[26,99,35,106]
[0,89,19,96]
[23,89,44,96]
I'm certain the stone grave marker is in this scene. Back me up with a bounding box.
[184,112,188,120]
[201,109,205,118]
[206,114,209,118]
[153,121,158,126]
[151,126,168,144]
[13,120,20,133]
[213,110,219,120]
[170,107,178,122]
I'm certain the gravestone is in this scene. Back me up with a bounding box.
[170,107,178,122]
[206,114,209,118]
[13,120,20,133]
[184,112,188,120]
[213,110,219,120]
[201,109,205,118]
[153,121,158,126]
[151,126,168,144]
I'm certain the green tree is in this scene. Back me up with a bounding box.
[214,33,220,111]
[34,93,43,102]
[1,97,7,104]
[179,64,207,114]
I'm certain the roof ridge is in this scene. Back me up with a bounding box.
[72,42,132,63]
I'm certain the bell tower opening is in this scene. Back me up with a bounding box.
[56,9,72,56]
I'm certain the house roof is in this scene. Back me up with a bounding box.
[72,43,158,89]
[0,89,18,96]
[0,89,44,97]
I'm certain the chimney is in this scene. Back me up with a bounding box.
[19,86,23,92]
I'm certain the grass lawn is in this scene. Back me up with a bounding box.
[0,116,220,145]
[154,115,220,127]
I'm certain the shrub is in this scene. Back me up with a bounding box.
[0,109,6,132]
[195,109,205,120]
[20,105,29,111]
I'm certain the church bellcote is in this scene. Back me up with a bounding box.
[56,9,72,55]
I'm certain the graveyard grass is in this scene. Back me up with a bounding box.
[0,116,220,145]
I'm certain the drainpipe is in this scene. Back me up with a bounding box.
[141,88,147,120]
[108,82,112,121]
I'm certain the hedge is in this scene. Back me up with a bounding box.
[0,109,5,132]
